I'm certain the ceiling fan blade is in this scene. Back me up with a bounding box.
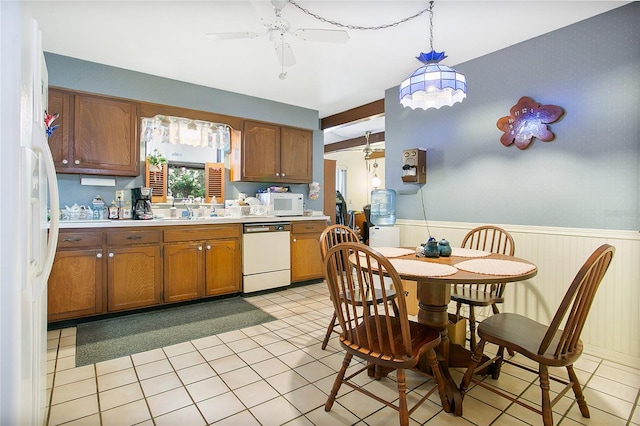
[206,32,261,41]
[293,29,349,43]
[275,42,296,66]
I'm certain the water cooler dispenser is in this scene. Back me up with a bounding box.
[370,189,396,226]
[369,189,399,247]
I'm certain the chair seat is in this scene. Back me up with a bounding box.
[343,286,397,306]
[342,315,441,369]
[478,313,583,367]
[451,289,503,307]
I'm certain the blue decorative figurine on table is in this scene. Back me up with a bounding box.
[423,237,440,258]
[438,239,452,257]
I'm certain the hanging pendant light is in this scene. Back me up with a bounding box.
[371,160,381,189]
[399,1,467,110]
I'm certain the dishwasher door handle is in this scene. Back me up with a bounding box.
[245,227,271,233]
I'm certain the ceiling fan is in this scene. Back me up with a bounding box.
[206,0,349,77]
[362,131,385,160]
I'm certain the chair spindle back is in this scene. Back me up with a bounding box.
[539,244,615,358]
[324,243,412,362]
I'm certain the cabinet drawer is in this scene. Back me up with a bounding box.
[57,230,102,248]
[164,224,241,243]
[106,229,161,245]
[291,221,327,235]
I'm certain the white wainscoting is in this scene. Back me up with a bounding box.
[396,220,640,368]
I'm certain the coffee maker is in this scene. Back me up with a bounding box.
[132,187,153,220]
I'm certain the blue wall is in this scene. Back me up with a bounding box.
[386,3,639,231]
[44,53,324,210]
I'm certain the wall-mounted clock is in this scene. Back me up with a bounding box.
[496,96,564,149]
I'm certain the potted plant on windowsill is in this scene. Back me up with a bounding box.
[146,149,167,172]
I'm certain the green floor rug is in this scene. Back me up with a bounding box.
[75,297,275,367]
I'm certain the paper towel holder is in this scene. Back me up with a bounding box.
[401,148,426,184]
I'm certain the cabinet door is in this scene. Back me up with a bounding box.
[48,249,104,322]
[280,127,312,183]
[73,93,139,176]
[164,242,204,303]
[107,245,162,311]
[291,221,326,282]
[47,89,72,169]
[204,239,241,296]
[240,121,280,181]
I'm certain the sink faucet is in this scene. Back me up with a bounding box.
[184,198,194,219]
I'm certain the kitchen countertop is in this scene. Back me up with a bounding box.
[57,215,330,229]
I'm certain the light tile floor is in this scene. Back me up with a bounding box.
[46,282,640,425]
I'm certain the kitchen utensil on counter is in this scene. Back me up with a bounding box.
[132,187,153,220]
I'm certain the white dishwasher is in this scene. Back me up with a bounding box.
[242,222,291,293]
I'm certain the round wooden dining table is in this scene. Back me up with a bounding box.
[370,247,538,416]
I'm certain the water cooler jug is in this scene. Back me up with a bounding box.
[370,189,396,226]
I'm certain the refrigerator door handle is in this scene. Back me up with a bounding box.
[32,121,59,285]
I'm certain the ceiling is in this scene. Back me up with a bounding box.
[30,0,626,143]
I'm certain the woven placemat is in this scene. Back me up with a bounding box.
[455,259,536,276]
[389,259,458,277]
[450,247,491,258]
[367,247,416,258]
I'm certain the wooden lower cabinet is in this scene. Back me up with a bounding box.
[48,249,104,322]
[107,245,163,311]
[163,224,242,302]
[106,229,163,312]
[205,238,241,296]
[290,220,327,282]
[164,242,204,303]
[48,230,105,322]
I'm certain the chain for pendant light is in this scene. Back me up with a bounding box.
[428,1,435,51]
[287,0,431,31]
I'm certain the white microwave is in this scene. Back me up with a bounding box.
[257,192,304,216]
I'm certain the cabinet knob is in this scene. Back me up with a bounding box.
[292,238,297,243]
[108,252,114,258]
[276,172,280,177]
[281,173,286,177]
[62,159,68,165]
[198,246,203,251]
[96,252,103,258]
[206,245,211,250]
[74,160,80,165]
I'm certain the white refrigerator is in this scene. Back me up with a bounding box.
[1,3,60,425]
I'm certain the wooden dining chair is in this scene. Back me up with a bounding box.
[451,225,515,350]
[323,242,450,425]
[318,224,399,350]
[459,244,615,426]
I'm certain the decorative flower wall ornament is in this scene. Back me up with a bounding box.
[496,97,564,149]
[44,111,59,138]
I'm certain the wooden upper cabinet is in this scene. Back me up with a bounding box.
[47,88,140,176]
[73,94,139,175]
[231,120,312,183]
[238,121,280,182]
[280,126,312,183]
[47,89,72,169]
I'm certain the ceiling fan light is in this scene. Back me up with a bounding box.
[372,175,381,189]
